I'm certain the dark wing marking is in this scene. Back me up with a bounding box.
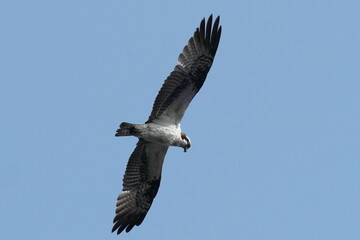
[146,15,222,124]
[112,140,169,234]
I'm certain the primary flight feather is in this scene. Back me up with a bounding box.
[112,15,222,235]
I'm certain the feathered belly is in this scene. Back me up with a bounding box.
[139,123,181,146]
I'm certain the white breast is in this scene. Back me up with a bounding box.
[140,121,182,147]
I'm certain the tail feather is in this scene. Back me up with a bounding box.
[115,122,135,137]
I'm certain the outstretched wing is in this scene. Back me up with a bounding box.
[147,15,222,125]
[112,140,169,234]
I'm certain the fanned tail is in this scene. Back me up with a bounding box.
[115,122,136,137]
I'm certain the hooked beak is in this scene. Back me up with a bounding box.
[183,141,191,152]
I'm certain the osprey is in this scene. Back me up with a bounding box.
[112,15,221,234]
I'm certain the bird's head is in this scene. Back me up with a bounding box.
[181,133,191,152]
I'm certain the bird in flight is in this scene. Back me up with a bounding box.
[112,15,222,235]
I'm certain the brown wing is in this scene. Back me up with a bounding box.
[146,15,222,124]
[112,140,169,234]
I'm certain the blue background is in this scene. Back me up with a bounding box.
[1,1,359,239]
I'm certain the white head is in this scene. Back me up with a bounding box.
[181,133,191,152]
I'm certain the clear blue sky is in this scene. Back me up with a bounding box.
[1,1,359,239]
